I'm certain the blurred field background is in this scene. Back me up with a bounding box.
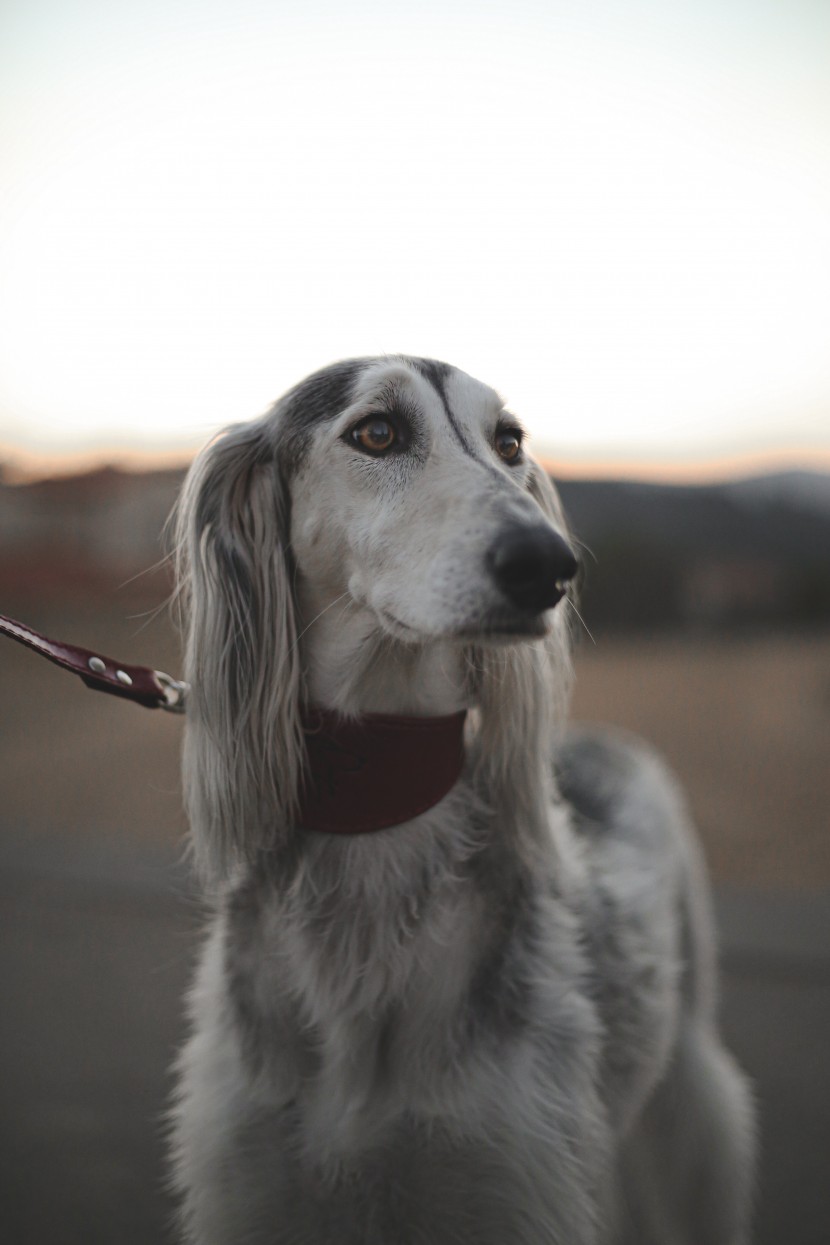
[1,463,829,1243]
[3,0,830,1237]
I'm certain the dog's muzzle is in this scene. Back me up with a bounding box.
[486,524,578,612]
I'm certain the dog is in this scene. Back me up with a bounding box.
[169,356,755,1244]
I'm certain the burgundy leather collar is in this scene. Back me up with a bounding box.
[1,613,467,834]
[299,707,467,834]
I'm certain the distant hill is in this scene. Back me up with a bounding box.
[556,472,830,568]
[725,469,830,516]
[555,471,830,633]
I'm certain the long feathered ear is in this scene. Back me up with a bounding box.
[174,420,303,885]
[469,459,574,854]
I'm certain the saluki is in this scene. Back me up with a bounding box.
[169,356,755,1244]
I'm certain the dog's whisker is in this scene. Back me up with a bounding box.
[290,590,352,651]
[564,597,596,646]
[569,534,598,566]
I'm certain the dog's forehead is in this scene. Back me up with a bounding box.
[280,357,501,431]
[274,356,504,472]
[404,358,503,426]
[348,356,502,438]
[441,366,504,425]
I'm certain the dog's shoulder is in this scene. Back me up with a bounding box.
[556,723,690,857]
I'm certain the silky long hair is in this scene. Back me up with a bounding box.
[174,415,305,883]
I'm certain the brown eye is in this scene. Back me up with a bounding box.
[495,428,523,463]
[350,417,397,455]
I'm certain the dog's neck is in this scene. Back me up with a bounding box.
[297,591,469,719]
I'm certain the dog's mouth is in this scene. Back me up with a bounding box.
[379,600,561,644]
[458,581,570,641]
[378,609,423,641]
[454,610,552,642]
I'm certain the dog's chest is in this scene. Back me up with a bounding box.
[223,861,602,1145]
[227,869,485,1067]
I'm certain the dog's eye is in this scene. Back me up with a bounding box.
[350,417,398,456]
[495,428,523,463]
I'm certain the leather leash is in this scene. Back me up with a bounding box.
[0,613,187,712]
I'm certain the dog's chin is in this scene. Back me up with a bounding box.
[377,605,554,646]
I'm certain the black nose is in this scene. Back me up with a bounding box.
[486,525,579,612]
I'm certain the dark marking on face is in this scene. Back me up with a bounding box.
[407,357,477,457]
[282,359,367,428]
[406,356,453,397]
[407,357,515,487]
[278,358,369,470]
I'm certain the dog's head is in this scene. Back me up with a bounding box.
[176,357,577,878]
[283,357,577,642]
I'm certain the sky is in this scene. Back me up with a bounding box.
[1,0,828,479]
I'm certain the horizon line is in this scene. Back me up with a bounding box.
[2,441,830,487]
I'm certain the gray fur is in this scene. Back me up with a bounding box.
[170,357,755,1243]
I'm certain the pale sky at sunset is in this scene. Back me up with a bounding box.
[1,0,828,478]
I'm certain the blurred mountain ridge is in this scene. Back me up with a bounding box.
[557,469,830,631]
[725,469,830,516]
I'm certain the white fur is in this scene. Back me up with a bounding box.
[169,357,755,1244]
